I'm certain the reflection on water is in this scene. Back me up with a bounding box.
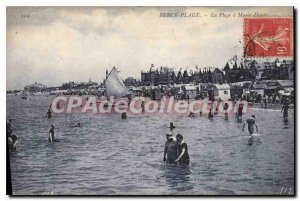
[283,118,289,128]
[247,137,262,147]
[7,96,294,195]
[163,165,192,192]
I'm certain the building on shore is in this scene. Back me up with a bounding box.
[61,79,98,90]
[140,57,293,87]
[211,68,225,84]
[124,77,137,87]
[24,82,47,93]
[182,84,197,99]
[11,57,294,100]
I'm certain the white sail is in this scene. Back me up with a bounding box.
[105,67,130,98]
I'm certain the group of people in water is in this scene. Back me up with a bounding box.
[186,101,244,122]
[163,112,260,166]
[46,104,81,143]
[8,96,292,160]
[163,123,190,166]
[48,122,81,143]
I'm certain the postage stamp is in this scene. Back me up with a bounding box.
[244,18,293,57]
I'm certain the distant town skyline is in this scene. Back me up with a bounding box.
[7,57,293,92]
[7,7,293,90]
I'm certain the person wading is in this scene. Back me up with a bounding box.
[175,134,190,166]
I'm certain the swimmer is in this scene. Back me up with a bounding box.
[46,109,52,119]
[188,112,196,117]
[71,122,81,127]
[121,112,127,119]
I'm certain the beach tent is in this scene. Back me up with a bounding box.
[214,84,231,101]
[183,84,197,99]
[250,83,267,97]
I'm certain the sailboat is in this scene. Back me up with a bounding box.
[80,67,130,110]
[96,67,131,107]
[21,89,28,99]
[105,67,130,98]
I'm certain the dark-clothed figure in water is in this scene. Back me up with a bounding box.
[175,134,190,166]
[188,112,196,117]
[8,134,18,151]
[48,124,59,142]
[281,101,290,120]
[163,133,179,164]
[167,122,176,140]
[71,122,81,127]
[237,104,243,123]
[224,102,229,120]
[121,112,127,119]
[7,119,18,150]
[242,115,259,135]
[199,110,202,117]
[141,101,145,113]
[6,119,15,137]
[46,109,52,119]
[208,108,214,118]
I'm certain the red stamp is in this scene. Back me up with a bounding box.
[244,18,293,57]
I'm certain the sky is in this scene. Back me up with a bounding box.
[6,6,293,90]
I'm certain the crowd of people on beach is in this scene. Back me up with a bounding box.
[230,91,294,106]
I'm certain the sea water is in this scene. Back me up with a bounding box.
[7,95,294,195]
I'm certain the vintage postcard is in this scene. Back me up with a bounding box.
[6,6,294,195]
